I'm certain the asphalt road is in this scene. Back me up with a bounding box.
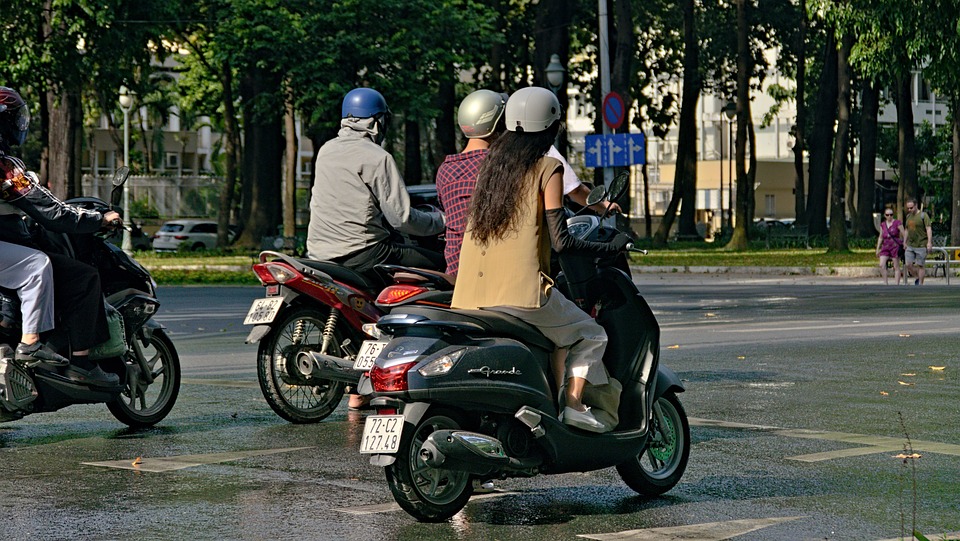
[0,276,957,541]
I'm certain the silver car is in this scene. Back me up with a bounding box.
[153,219,228,252]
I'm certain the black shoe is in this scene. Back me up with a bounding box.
[15,342,69,367]
[64,364,121,388]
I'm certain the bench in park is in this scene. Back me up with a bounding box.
[927,239,960,284]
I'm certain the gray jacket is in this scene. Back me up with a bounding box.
[306,117,444,261]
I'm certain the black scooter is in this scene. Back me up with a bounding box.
[0,167,180,427]
[357,177,690,522]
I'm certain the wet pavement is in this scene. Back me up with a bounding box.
[0,278,957,540]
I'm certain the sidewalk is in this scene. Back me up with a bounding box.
[630,264,955,286]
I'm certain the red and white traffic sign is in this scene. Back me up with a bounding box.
[602,92,625,130]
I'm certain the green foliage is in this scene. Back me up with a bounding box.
[130,197,161,219]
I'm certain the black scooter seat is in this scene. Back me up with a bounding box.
[294,259,386,291]
[393,306,555,352]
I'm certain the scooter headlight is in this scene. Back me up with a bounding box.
[418,349,465,377]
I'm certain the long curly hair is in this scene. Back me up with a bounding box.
[467,122,559,245]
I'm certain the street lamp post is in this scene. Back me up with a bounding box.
[118,86,135,254]
[722,101,736,232]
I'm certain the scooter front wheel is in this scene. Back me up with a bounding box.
[616,391,690,496]
[257,308,347,423]
[385,410,473,522]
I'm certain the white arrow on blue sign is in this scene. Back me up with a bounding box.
[584,133,646,168]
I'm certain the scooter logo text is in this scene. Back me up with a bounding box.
[467,366,522,378]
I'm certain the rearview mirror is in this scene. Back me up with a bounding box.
[585,185,607,207]
[608,171,629,203]
[110,166,129,207]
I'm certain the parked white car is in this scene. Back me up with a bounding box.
[153,220,232,252]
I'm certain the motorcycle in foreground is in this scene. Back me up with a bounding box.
[245,246,453,423]
[0,167,180,427]
[357,177,690,521]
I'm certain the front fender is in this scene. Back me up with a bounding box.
[655,364,685,398]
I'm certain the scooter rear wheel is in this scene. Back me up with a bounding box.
[257,308,347,423]
[385,410,473,522]
[616,391,690,496]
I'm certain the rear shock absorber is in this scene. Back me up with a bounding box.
[320,308,339,355]
[290,319,307,345]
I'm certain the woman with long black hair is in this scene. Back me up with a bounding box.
[451,87,629,432]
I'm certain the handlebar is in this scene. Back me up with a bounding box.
[625,243,648,255]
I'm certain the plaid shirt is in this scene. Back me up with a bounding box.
[435,149,488,275]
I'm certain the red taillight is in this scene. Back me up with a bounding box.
[252,262,302,285]
[376,407,398,415]
[371,361,416,392]
[174,235,189,240]
[377,284,429,305]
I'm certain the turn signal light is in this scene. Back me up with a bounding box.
[252,262,301,285]
[377,284,429,305]
[371,361,417,392]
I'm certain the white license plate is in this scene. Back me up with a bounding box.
[243,297,285,325]
[360,415,404,454]
[353,340,387,371]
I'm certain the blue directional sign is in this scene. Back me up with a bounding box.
[584,133,646,168]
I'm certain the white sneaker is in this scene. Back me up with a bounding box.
[560,406,606,433]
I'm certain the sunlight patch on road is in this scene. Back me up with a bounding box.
[83,446,313,472]
[180,378,259,388]
[335,490,515,515]
[577,516,803,540]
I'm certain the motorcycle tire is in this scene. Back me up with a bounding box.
[107,328,181,428]
[257,307,347,424]
[616,391,690,496]
[385,410,473,522]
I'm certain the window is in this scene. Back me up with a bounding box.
[191,223,218,234]
[764,194,776,216]
[165,152,180,169]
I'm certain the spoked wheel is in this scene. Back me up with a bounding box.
[107,328,181,428]
[257,308,349,423]
[616,391,690,496]
[385,411,473,522]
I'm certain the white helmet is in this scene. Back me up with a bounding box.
[505,87,561,133]
[458,90,508,139]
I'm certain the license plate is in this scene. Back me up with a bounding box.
[353,340,387,371]
[243,297,285,325]
[360,415,404,454]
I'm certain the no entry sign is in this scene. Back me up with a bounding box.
[602,92,625,130]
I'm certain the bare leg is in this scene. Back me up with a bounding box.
[879,256,889,285]
[564,376,588,411]
[21,332,39,345]
[894,258,902,285]
[918,265,926,285]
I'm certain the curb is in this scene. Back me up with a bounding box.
[631,265,882,278]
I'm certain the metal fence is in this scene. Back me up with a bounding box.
[81,174,222,219]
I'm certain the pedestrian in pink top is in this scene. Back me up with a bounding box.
[875,207,903,285]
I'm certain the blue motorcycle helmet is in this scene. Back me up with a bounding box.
[342,87,391,144]
[342,87,390,119]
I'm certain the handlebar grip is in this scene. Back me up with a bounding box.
[625,243,648,255]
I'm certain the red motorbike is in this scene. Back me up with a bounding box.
[245,251,452,423]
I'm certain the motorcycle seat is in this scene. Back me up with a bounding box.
[294,259,386,291]
[393,305,555,352]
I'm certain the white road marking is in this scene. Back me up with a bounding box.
[577,516,803,540]
[180,378,259,388]
[690,418,960,461]
[83,447,313,472]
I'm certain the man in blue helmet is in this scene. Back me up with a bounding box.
[306,88,445,276]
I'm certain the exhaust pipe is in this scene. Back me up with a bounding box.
[419,430,510,476]
[296,351,360,384]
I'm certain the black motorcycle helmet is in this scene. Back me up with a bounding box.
[0,87,30,153]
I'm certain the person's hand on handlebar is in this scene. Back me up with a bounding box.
[101,211,122,229]
[609,233,632,251]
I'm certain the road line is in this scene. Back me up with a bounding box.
[708,320,940,333]
[576,516,804,540]
[690,418,960,461]
[335,490,516,515]
[83,446,313,472]
[180,378,259,388]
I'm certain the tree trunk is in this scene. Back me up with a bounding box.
[856,80,880,238]
[896,71,919,203]
[437,76,457,158]
[828,32,852,252]
[403,118,422,184]
[725,0,754,249]
[236,66,283,249]
[283,86,298,238]
[951,95,960,245]
[45,87,82,198]
[793,0,807,224]
[654,0,699,246]
[805,29,838,237]
[217,61,241,247]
